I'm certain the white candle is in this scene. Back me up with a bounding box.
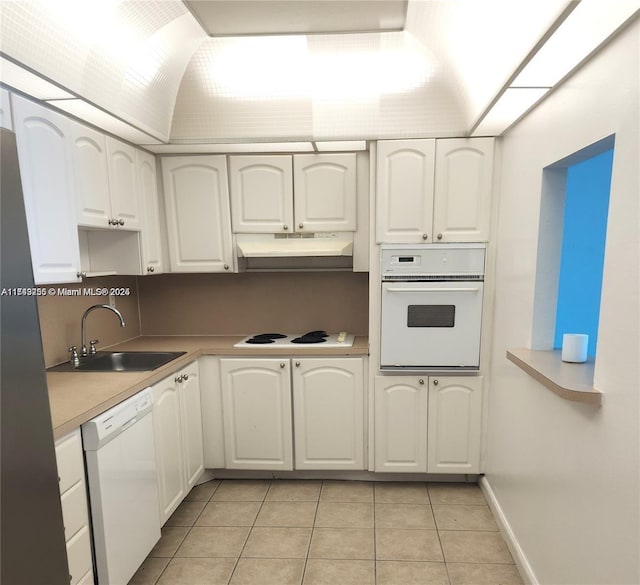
[561,333,589,363]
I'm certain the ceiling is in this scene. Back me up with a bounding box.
[184,0,408,36]
[0,0,638,145]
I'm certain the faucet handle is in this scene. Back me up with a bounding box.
[68,346,80,366]
[89,340,99,355]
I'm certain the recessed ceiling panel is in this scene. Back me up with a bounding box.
[185,0,407,35]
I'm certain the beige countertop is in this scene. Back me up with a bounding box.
[47,335,369,439]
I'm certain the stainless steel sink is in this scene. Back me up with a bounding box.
[48,351,186,372]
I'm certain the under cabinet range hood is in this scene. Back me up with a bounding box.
[236,233,353,271]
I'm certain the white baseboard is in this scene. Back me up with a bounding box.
[479,476,538,585]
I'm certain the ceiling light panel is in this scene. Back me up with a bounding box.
[472,87,549,136]
[0,57,74,100]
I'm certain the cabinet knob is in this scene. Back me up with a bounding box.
[118,219,125,226]
[295,361,300,367]
[76,271,86,279]
[175,375,183,383]
[433,379,439,386]
[283,224,289,231]
[422,233,428,240]
[418,378,424,385]
[224,264,229,270]
[183,374,189,381]
[280,362,285,368]
[437,233,443,240]
[147,266,155,273]
[298,223,303,229]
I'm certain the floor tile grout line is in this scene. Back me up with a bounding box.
[300,480,323,585]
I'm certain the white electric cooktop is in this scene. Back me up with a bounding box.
[234,331,354,348]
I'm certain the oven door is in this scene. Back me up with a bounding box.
[380,280,484,369]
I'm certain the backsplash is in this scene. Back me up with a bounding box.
[37,275,140,368]
[138,272,369,336]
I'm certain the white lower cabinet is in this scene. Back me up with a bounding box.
[55,429,95,585]
[152,361,204,525]
[292,358,364,470]
[374,375,483,474]
[220,359,293,470]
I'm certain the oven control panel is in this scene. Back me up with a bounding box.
[381,243,485,279]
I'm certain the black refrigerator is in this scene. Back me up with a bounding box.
[1,127,69,584]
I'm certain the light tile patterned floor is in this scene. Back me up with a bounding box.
[129,480,524,585]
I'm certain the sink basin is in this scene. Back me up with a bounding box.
[48,351,187,372]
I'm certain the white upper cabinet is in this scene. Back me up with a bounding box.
[376,139,436,243]
[433,138,494,242]
[105,137,141,230]
[1,89,13,130]
[292,358,364,470]
[427,376,483,474]
[376,138,494,243]
[136,149,163,275]
[293,153,356,232]
[374,376,428,473]
[12,94,81,284]
[230,155,293,233]
[220,359,293,471]
[162,155,234,273]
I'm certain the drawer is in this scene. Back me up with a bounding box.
[61,480,89,542]
[66,525,93,585]
[55,430,85,494]
[76,568,95,585]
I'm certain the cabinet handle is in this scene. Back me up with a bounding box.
[118,219,125,226]
[418,378,424,385]
[437,233,443,240]
[298,223,303,229]
[108,218,114,226]
[422,233,428,240]
[283,224,289,231]
[224,264,229,270]
[433,379,439,386]
[295,361,300,367]
[183,374,189,381]
[147,266,155,273]
[280,362,285,368]
[175,375,183,383]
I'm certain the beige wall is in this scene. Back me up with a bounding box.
[485,21,639,585]
[138,272,369,336]
[38,276,140,367]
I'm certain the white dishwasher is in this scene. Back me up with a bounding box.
[82,388,161,585]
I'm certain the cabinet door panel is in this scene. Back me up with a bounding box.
[230,155,293,233]
[293,154,356,232]
[137,150,163,274]
[220,359,293,470]
[376,139,435,243]
[374,376,428,473]
[433,138,494,242]
[293,358,364,470]
[179,362,204,489]
[106,137,141,230]
[162,156,233,272]
[428,377,482,473]
[152,379,186,524]
[12,95,81,284]
[70,122,111,228]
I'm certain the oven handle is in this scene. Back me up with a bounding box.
[384,286,481,293]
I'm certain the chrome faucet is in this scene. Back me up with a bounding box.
[80,304,126,357]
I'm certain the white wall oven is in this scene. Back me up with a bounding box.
[380,244,485,371]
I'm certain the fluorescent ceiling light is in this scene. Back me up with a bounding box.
[143,142,315,153]
[46,99,163,144]
[0,57,74,100]
[512,0,640,87]
[314,141,367,151]
[472,87,549,136]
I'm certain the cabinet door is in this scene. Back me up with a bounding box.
[229,155,293,233]
[151,376,186,524]
[293,153,356,232]
[292,358,364,470]
[220,359,293,470]
[106,137,141,230]
[70,121,112,229]
[1,89,12,130]
[136,149,163,274]
[178,361,204,490]
[12,95,81,284]
[162,156,234,272]
[376,139,435,243]
[433,138,494,242]
[427,377,482,473]
[374,376,428,473]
